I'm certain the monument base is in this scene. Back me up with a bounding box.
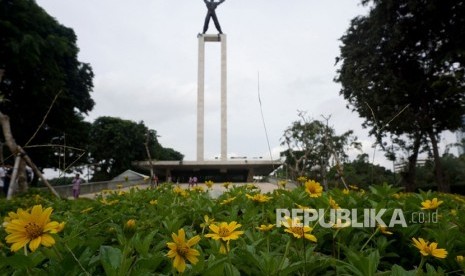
[132,159,281,183]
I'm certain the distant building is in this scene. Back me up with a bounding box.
[457,116,465,155]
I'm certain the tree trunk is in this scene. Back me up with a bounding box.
[17,158,28,193]
[403,134,421,192]
[6,155,21,199]
[0,141,4,164]
[144,132,155,188]
[428,131,448,192]
[0,111,60,198]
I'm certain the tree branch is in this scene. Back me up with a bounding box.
[25,90,63,146]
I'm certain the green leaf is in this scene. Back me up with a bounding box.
[224,262,241,276]
[3,254,34,270]
[202,256,228,276]
[390,264,416,276]
[99,245,122,276]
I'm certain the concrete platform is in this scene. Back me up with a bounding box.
[132,159,282,183]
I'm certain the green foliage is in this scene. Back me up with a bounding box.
[89,116,183,180]
[329,154,397,189]
[336,0,465,192]
[280,112,360,182]
[1,183,464,274]
[415,154,465,192]
[0,0,94,168]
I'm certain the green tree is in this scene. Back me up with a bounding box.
[329,154,397,189]
[89,117,183,180]
[336,0,465,192]
[0,0,94,170]
[280,112,360,188]
[415,154,465,192]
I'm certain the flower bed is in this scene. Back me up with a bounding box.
[1,182,464,275]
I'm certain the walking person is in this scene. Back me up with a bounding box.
[72,173,82,199]
[193,176,198,186]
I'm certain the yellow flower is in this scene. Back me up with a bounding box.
[278,180,287,188]
[100,198,119,205]
[450,209,457,216]
[192,186,205,193]
[281,217,317,242]
[166,229,201,273]
[223,182,232,189]
[342,189,350,195]
[305,180,323,198]
[4,205,64,252]
[378,225,393,235]
[256,224,275,232]
[200,215,215,229]
[173,186,189,197]
[205,221,244,241]
[125,219,136,229]
[297,176,307,184]
[246,193,272,203]
[150,199,158,205]
[412,237,448,259]
[457,255,464,263]
[421,198,443,210]
[220,197,236,205]
[246,184,258,190]
[329,196,340,209]
[205,180,214,189]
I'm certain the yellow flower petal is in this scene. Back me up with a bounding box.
[173,254,186,273]
[10,239,30,252]
[40,234,55,247]
[29,237,41,252]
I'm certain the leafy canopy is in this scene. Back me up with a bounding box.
[0,0,94,168]
[89,116,183,181]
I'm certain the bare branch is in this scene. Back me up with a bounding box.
[25,90,63,146]
[379,104,411,132]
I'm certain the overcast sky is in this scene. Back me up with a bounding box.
[35,0,459,171]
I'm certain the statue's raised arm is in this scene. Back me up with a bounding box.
[202,0,226,34]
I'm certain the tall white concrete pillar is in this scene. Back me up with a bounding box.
[197,34,227,161]
[197,35,205,161]
[220,34,227,161]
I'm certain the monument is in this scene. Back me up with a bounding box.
[202,0,226,34]
[198,0,227,161]
[133,2,281,182]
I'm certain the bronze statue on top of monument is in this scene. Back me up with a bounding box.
[202,0,226,34]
